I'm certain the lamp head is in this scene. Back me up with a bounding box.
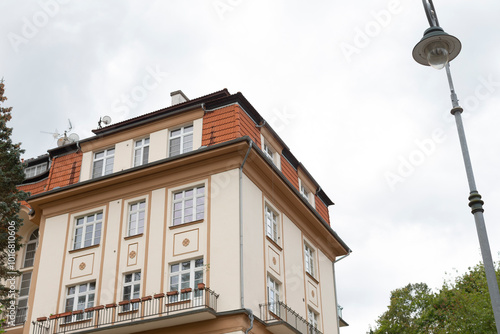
[412,26,461,69]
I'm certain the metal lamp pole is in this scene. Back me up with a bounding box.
[413,1,500,331]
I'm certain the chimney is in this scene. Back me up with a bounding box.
[170,90,189,106]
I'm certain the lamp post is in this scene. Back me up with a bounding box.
[413,1,500,331]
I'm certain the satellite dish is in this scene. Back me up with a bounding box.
[57,138,66,147]
[68,133,80,142]
[98,116,112,129]
[102,116,112,125]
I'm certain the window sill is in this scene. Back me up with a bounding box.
[306,271,319,284]
[266,235,282,251]
[69,244,100,254]
[169,219,204,230]
[124,233,143,240]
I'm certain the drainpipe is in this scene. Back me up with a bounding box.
[245,308,254,334]
[240,141,253,309]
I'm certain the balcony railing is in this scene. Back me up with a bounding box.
[259,301,323,334]
[31,287,218,334]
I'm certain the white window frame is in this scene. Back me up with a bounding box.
[263,143,274,160]
[127,200,146,236]
[169,258,204,302]
[169,125,193,157]
[304,242,315,277]
[134,138,150,167]
[73,212,103,250]
[122,272,141,312]
[265,205,279,244]
[308,307,319,330]
[24,162,47,178]
[23,229,39,268]
[15,272,32,325]
[172,185,205,226]
[64,282,95,323]
[267,276,280,315]
[92,148,114,178]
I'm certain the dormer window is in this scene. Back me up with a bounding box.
[24,163,47,178]
[260,136,281,170]
[169,125,193,157]
[92,148,114,178]
[300,185,309,200]
[263,143,274,160]
[134,138,150,167]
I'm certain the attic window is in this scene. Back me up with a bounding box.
[24,163,48,178]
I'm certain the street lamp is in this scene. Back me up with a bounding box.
[413,1,500,332]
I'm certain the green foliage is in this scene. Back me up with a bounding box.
[0,79,28,304]
[373,263,500,334]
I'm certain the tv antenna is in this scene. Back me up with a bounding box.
[41,119,80,147]
[98,115,112,129]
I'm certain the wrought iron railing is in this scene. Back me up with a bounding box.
[259,301,322,334]
[31,288,218,334]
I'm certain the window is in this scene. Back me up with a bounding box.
[122,272,141,312]
[304,243,315,277]
[263,143,274,160]
[64,282,95,322]
[128,201,146,236]
[73,212,102,250]
[265,205,279,243]
[92,148,114,178]
[23,229,39,268]
[134,138,150,167]
[15,272,32,325]
[169,125,193,157]
[172,186,205,226]
[169,258,204,302]
[267,276,280,315]
[24,162,47,178]
[300,184,309,200]
[308,308,319,330]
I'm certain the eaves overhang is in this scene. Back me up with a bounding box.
[27,136,249,204]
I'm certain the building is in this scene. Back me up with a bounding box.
[8,89,350,334]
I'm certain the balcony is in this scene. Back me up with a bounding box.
[31,287,218,334]
[259,301,322,334]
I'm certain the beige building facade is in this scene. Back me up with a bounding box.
[9,89,350,334]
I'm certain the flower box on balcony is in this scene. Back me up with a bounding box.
[154,293,165,299]
[59,311,72,318]
[84,307,94,312]
[166,291,178,296]
[197,283,206,290]
[142,295,152,301]
[105,303,117,308]
[181,288,192,293]
[37,317,47,322]
[118,300,130,306]
[72,310,83,315]
[93,305,105,311]
[130,298,141,303]
[49,314,58,320]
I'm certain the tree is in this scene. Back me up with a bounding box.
[374,283,434,334]
[373,264,500,333]
[0,79,28,305]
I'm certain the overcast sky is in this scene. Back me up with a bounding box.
[3,0,500,332]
